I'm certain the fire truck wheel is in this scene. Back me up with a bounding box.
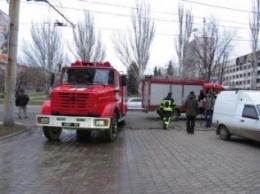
[171,110,178,121]
[43,127,62,140]
[105,114,118,142]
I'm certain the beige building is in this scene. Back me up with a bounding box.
[183,37,260,89]
[182,38,199,79]
[223,51,260,90]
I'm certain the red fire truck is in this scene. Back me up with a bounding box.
[141,76,225,120]
[36,61,127,142]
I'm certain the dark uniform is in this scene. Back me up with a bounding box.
[185,91,199,134]
[160,92,176,129]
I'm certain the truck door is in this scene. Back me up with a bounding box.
[239,104,260,140]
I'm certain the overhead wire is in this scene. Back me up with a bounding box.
[17,0,255,43]
[21,0,251,31]
[77,0,249,27]
[182,0,252,13]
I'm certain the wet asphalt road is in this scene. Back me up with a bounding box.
[1,108,260,194]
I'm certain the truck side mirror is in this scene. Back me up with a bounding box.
[122,75,127,86]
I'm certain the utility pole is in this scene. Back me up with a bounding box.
[3,0,20,126]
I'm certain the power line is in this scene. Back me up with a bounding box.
[21,1,252,31]
[25,0,75,28]
[77,0,250,27]
[17,21,252,43]
[21,0,251,28]
[182,0,252,13]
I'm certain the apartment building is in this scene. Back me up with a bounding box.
[223,51,260,90]
[183,36,260,89]
[183,38,199,79]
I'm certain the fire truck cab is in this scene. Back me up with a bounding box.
[36,61,127,142]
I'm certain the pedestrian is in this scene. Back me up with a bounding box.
[15,89,30,119]
[184,91,199,134]
[204,89,215,127]
[198,90,205,115]
[159,92,176,129]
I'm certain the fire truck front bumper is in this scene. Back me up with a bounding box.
[36,115,111,130]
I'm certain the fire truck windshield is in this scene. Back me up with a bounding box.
[61,69,114,85]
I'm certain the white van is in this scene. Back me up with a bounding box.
[212,90,260,142]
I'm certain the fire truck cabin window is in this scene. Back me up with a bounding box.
[62,69,114,85]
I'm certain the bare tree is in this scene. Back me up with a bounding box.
[215,52,229,85]
[191,18,235,82]
[112,0,155,94]
[20,20,64,93]
[249,0,260,89]
[175,4,193,78]
[70,11,106,62]
[127,62,139,96]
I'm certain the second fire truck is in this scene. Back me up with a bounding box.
[141,76,225,120]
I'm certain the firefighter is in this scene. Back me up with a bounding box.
[160,92,176,129]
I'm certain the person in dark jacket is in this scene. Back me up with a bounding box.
[184,91,199,134]
[160,92,176,129]
[15,89,30,119]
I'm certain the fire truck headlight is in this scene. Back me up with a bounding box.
[37,117,50,124]
[94,119,108,127]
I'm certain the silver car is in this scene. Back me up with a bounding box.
[127,97,142,110]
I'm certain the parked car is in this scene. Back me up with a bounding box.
[127,97,142,110]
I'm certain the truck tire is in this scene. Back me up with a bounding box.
[218,125,231,141]
[171,109,178,120]
[105,114,118,142]
[43,126,62,140]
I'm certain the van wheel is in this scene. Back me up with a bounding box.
[219,126,231,141]
[43,127,62,140]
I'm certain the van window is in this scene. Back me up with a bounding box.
[257,105,260,113]
[242,105,258,119]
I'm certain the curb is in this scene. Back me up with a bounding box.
[0,122,31,140]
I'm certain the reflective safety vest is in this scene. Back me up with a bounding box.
[160,99,176,112]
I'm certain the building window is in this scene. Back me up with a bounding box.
[236,75,238,78]
[247,80,250,84]
[257,79,260,83]
[248,72,251,76]
[257,71,260,75]
[258,62,260,67]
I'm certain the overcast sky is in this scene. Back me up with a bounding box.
[0,0,254,73]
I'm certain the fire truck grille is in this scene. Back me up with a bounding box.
[51,93,97,115]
